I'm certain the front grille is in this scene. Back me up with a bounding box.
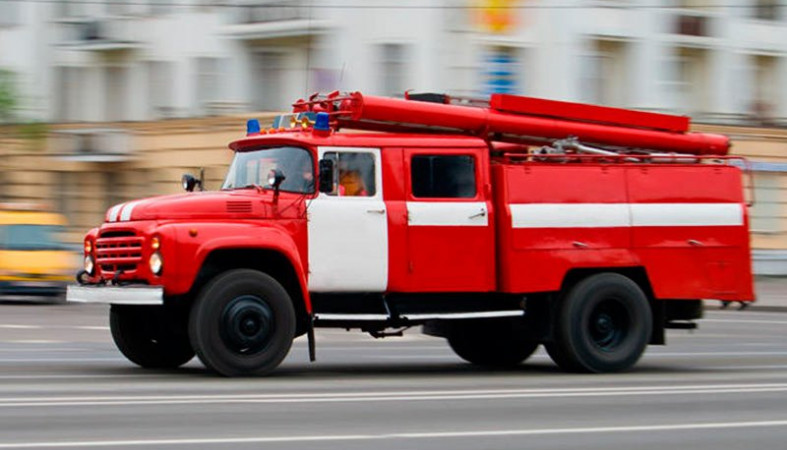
[96,231,143,276]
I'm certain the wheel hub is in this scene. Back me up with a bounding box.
[589,299,629,352]
[221,295,274,355]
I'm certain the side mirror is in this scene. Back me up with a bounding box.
[181,173,201,192]
[318,159,334,193]
[267,169,286,190]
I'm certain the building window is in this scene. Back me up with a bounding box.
[195,57,224,116]
[750,55,779,123]
[0,1,20,27]
[378,44,407,97]
[753,1,780,20]
[664,47,710,115]
[484,47,520,96]
[411,155,476,199]
[56,66,84,122]
[147,61,174,118]
[751,172,782,233]
[57,0,85,18]
[105,66,129,121]
[580,40,628,106]
[149,0,173,15]
[251,52,284,112]
[106,0,131,16]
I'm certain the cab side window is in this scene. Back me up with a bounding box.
[411,155,476,198]
[324,152,376,197]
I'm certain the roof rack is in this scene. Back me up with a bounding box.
[292,92,730,156]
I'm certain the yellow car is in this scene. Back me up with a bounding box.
[0,208,74,303]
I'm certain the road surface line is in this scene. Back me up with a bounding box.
[2,383,787,407]
[703,318,787,325]
[0,419,787,448]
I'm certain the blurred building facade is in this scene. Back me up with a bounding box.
[1,0,787,273]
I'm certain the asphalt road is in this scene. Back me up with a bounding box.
[0,302,785,449]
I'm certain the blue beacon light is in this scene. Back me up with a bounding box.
[246,119,261,136]
[314,112,330,132]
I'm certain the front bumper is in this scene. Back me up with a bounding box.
[66,284,164,305]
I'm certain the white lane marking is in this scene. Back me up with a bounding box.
[0,348,89,353]
[644,351,787,357]
[0,374,142,380]
[0,419,786,448]
[0,325,108,331]
[0,358,124,363]
[1,383,787,407]
[407,202,489,227]
[717,365,787,370]
[2,349,787,364]
[703,319,787,325]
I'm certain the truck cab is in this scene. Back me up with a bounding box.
[68,92,754,377]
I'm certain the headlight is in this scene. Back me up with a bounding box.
[84,255,94,275]
[149,252,163,276]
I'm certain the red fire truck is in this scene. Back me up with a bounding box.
[67,92,754,376]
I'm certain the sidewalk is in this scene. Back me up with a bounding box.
[705,276,787,312]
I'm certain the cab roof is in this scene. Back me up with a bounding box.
[229,130,488,152]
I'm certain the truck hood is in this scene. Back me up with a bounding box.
[105,190,304,222]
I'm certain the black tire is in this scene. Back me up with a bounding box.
[189,269,296,377]
[447,318,539,367]
[110,305,195,369]
[549,273,652,373]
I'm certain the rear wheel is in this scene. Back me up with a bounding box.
[110,305,194,369]
[447,318,539,367]
[548,273,652,373]
[189,269,296,377]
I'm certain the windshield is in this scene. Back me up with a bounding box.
[0,225,67,251]
[222,146,314,194]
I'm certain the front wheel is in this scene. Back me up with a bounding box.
[548,273,652,373]
[447,318,539,367]
[189,269,296,377]
[110,305,194,369]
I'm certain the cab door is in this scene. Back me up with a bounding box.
[403,149,495,292]
[307,147,388,292]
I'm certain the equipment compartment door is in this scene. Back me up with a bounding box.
[403,149,496,292]
[307,147,388,292]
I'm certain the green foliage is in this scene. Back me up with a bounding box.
[0,69,17,123]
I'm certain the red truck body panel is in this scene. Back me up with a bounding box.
[493,162,753,300]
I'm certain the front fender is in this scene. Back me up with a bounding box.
[161,222,309,311]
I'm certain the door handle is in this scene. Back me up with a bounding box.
[366,209,386,214]
[688,239,703,247]
[469,209,487,219]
